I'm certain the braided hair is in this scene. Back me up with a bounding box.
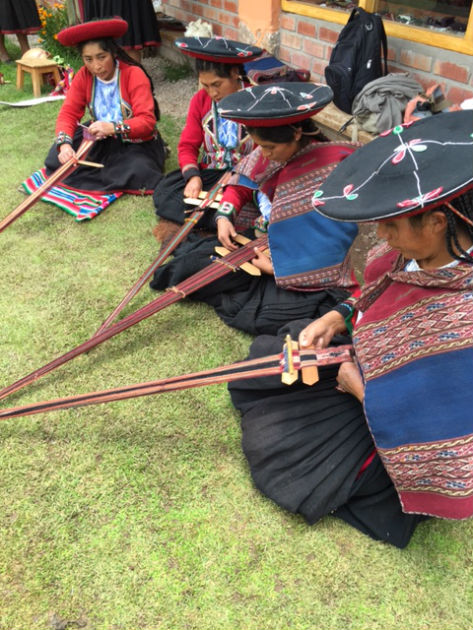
[78,38,161,121]
[409,188,473,265]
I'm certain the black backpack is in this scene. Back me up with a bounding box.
[324,8,388,114]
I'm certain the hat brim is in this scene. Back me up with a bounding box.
[311,111,473,222]
[175,37,262,63]
[218,83,333,127]
[57,18,128,47]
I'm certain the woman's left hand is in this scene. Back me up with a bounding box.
[87,121,115,140]
[336,362,365,403]
[251,247,273,275]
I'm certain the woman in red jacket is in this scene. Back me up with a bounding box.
[153,36,262,238]
[43,18,166,195]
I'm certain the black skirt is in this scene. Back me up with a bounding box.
[83,0,161,49]
[229,319,425,548]
[153,167,225,229]
[45,127,166,193]
[150,234,349,336]
[0,0,40,33]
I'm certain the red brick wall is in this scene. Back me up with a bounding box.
[161,0,240,39]
[280,12,473,104]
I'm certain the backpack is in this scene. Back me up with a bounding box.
[324,8,388,114]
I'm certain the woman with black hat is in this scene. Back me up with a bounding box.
[229,111,473,548]
[151,82,359,336]
[152,36,262,239]
[37,18,166,211]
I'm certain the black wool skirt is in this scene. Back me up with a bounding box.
[0,0,40,33]
[150,235,349,336]
[83,0,161,49]
[45,127,166,193]
[153,167,225,228]
[229,319,425,549]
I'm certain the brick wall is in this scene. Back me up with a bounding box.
[161,0,240,39]
[279,12,473,104]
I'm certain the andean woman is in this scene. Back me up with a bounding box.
[38,18,166,212]
[152,36,262,237]
[229,111,473,548]
[150,83,359,336]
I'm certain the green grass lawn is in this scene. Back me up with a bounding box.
[0,55,473,630]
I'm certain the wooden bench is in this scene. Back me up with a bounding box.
[16,57,61,98]
[314,102,376,145]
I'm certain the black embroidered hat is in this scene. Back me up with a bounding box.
[57,18,128,47]
[175,36,262,63]
[218,82,333,126]
[311,111,473,222]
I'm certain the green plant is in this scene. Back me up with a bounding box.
[37,2,80,68]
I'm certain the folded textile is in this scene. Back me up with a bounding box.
[22,168,123,221]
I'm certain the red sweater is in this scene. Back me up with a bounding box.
[55,60,157,142]
[178,88,254,179]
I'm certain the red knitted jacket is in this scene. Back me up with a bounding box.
[55,60,157,142]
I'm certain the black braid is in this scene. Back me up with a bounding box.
[410,188,473,265]
[442,189,473,264]
[78,38,161,121]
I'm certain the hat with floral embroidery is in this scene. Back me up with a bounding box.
[218,82,333,126]
[175,36,262,63]
[311,111,473,222]
[57,18,128,47]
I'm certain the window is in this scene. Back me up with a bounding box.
[281,0,473,53]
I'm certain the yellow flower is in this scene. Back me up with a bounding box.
[53,34,58,40]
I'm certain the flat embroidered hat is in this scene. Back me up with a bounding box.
[311,111,473,222]
[175,36,262,63]
[57,18,128,47]
[218,82,333,126]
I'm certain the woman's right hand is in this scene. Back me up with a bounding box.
[183,176,203,200]
[299,310,346,349]
[217,217,238,251]
[58,144,75,164]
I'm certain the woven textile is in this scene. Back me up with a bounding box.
[353,247,473,519]
[232,142,359,290]
[22,168,123,221]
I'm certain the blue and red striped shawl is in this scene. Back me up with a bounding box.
[353,243,473,519]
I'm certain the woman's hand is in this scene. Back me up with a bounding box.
[183,176,203,200]
[251,247,273,275]
[217,217,238,251]
[336,361,365,402]
[58,143,75,164]
[299,310,346,349]
[87,121,115,140]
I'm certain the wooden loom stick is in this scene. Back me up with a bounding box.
[92,170,233,337]
[0,235,268,402]
[0,139,95,233]
[0,343,353,421]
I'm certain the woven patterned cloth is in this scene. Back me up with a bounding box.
[353,243,473,519]
[22,168,123,221]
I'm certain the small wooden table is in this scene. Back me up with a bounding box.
[16,57,61,98]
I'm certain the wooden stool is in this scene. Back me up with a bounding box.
[16,57,61,98]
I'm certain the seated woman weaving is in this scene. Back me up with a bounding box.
[24,18,166,221]
[229,111,473,548]
[153,36,261,238]
[150,83,359,336]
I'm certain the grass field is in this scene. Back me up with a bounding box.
[0,51,472,630]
